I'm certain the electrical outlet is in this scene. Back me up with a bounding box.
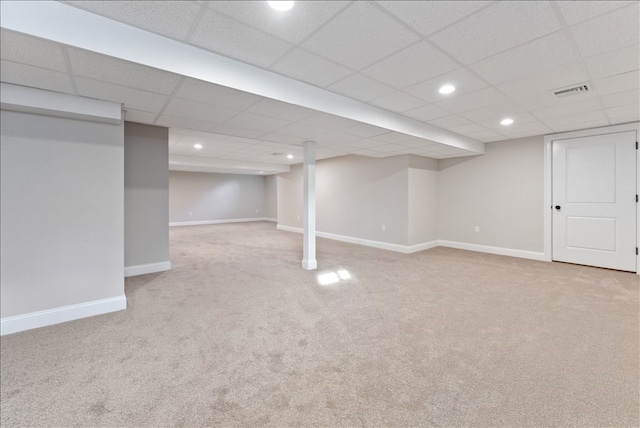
[474,226,480,233]
[296,215,300,221]
[381,224,386,231]
[189,211,192,217]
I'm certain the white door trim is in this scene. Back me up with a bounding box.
[543,122,640,274]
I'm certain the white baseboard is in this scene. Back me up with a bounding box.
[438,240,546,261]
[276,224,438,254]
[1,295,127,336]
[264,217,277,223]
[170,217,272,227]
[124,260,171,277]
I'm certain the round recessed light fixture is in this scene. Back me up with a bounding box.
[438,84,456,94]
[193,143,203,149]
[268,1,294,11]
[286,154,294,159]
[500,118,514,126]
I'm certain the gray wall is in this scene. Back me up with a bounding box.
[124,122,169,268]
[1,110,124,318]
[438,136,544,252]
[408,156,439,245]
[169,171,268,223]
[264,174,277,220]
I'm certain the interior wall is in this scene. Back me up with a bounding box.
[438,136,545,252]
[408,155,439,245]
[169,171,266,223]
[0,110,124,318]
[264,174,277,220]
[124,122,169,268]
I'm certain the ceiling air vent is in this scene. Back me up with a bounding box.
[551,82,591,98]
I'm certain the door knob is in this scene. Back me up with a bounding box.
[555,205,561,210]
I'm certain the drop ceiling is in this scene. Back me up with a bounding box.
[1,1,638,175]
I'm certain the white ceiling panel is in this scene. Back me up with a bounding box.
[469,31,578,85]
[207,1,349,44]
[301,1,419,70]
[344,123,390,138]
[404,104,450,122]
[477,112,539,131]
[269,48,353,88]
[273,123,331,139]
[448,123,489,135]
[65,0,202,41]
[583,44,640,80]
[555,1,634,26]
[514,88,599,111]
[189,123,264,139]
[543,109,608,128]
[370,91,426,113]
[156,114,233,134]
[175,78,262,111]
[460,103,529,123]
[68,48,182,95]
[327,73,395,102]
[124,109,157,124]
[299,113,359,130]
[497,62,588,99]
[428,115,473,129]
[75,77,168,112]
[0,60,74,95]
[314,131,362,144]
[606,104,640,122]
[407,68,488,103]
[534,97,603,121]
[435,87,509,114]
[246,98,316,122]
[255,132,304,145]
[372,132,414,144]
[429,1,560,64]
[189,9,292,68]
[592,71,640,96]
[600,89,640,109]
[0,29,67,72]
[550,117,610,133]
[569,3,640,57]
[464,129,506,142]
[163,98,239,123]
[378,1,491,37]
[225,111,290,133]
[362,40,459,89]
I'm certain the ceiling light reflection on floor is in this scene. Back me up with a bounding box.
[317,269,352,286]
[337,269,351,280]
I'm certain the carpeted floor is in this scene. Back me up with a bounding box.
[1,221,639,427]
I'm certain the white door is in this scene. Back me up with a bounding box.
[552,130,637,272]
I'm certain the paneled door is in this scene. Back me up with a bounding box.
[552,131,636,272]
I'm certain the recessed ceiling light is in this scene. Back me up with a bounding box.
[438,84,456,94]
[259,171,264,174]
[286,154,294,159]
[268,1,294,11]
[193,143,203,149]
[500,118,514,126]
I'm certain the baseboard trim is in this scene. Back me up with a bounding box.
[438,240,546,261]
[124,261,171,277]
[276,224,438,254]
[1,295,127,336]
[170,217,272,227]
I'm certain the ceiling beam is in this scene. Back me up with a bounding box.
[1,1,484,154]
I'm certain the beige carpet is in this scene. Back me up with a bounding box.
[1,221,639,427]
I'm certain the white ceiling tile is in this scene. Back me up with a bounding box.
[327,73,395,102]
[190,9,292,68]
[362,41,459,89]
[68,48,181,95]
[208,1,348,44]
[344,123,390,138]
[301,2,419,70]
[469,31,577,85]
[124,109,157,124]
[543,109,608,127]
[163,98,239,123]
[435,87,509,114]
[427,115,473,129]
[429,1,560,64]
[314,131,363,144]
[257,132,305,145]
[477,113,539,130]
[493,121,553,137]
[0,29,67,72]
[497,62,588,98]
[225,112,290,133]
[569,3,640,57]
[372,132,414,144]
[270,48,353,88]
[600,89,640,108]
[403,104,450,122]
[593,71,640,95]
[406,68,488,103]
[66,0,202,41]
[555,1,634,26]
[397,138,440,149]
[606,104,640,121]
[273,123,331,139]
[448,123,489,135]
[584,44,640,80]
[513,90,598,111]
[299,113,359,130]
[245,99,316,122]
[0,60,74,94]
[378,1,491,37]
[370,91,426,112]
[534,98,603,121]
[460,103,529,123]
[464,129,506,142]
[75,77,168,112]
[157,115,231,134]
[550,118,610,133]
[175,78,262,110]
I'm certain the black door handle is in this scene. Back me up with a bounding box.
[555,205,561,210]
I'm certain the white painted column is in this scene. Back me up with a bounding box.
[302,141,317,270]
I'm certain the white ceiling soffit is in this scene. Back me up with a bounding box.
[169,154,289,175]
[0,1,484,155]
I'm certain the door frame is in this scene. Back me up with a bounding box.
[543,121,640,274]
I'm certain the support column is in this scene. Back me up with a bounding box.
[302,141,317,270]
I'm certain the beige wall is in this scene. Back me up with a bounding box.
[264,174,277,220]
[438,136,544,252]
[408,156,439,245]
[169,171,268,223]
